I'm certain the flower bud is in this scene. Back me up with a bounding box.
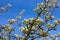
[40,32,48,37]
[36,18,42,24]
[8,19,15,24]
[23,19,30,24]
[29,18,35,24]
[34,8,41,13]
[51,25,57,30]
[8,3,12,8]
[1,7,6,11]
[46,23,52,28]
[54,20,59,24]
[57,33,60,36]
[21,27,25,32]
[38,3,44,8]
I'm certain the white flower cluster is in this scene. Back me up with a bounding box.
[8,10,25,24]
[22,18,34,25]
[8,19,16,24]
[34,3,44,13]
[46,23,57,30]
[54,19,60,25]
[21,27,29,34]
[4,24,13,34]
[1,3,12,11]
[22,18,43,27]
[45,14,55,21]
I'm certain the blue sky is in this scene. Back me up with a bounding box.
[0,0,60,40]
[0,0,43,24]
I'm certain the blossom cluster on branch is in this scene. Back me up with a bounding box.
[0,0,60,40]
